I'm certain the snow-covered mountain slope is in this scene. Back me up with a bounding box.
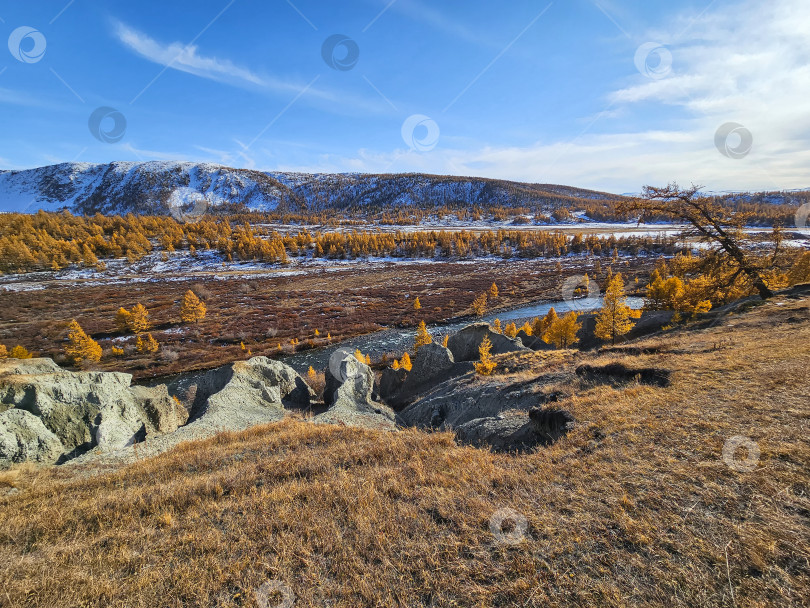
[0,162,290,215]
[0,161,624,215]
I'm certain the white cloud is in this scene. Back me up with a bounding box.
[299,0,810,192]
[115,21,269,88]
[386,0,495,48]
[114,20,395,116]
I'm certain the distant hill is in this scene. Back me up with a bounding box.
[0,161,625,216]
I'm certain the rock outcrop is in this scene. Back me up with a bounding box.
[316,353,395,430]
[455,407,575,452]
[516,330,553,351]
[0,358,188,464]
[446,323,529,362]
[379,343,470,409]
[377,367,407,403]
[188,357,315,430]
[576,310,676,349]
[575,363,671,387]
[404,343,455,391]
[131,385,188,433]
[0,409,64,465]
[397,366,567,430]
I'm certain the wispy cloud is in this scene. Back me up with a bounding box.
[114,20,395,115]
[385,0,495,48]
[114,21,269,88]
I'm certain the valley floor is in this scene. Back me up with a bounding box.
[0,256,652,380]
[1,289,808,607]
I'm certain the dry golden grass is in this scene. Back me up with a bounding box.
[0,295,808,607]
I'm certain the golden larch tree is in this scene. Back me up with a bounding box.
[788,251,810,285]
[471,293,488,317]
[0,344,7,359]
[543,312,582,349]
[9,345,33,359]
[624,183,774,299]
[595,273,639,345]
[491,318,502,334]
[130,304,150,333]
[534,308,558,336]
[400,352,412,371]
[413,297,422,311]
[82,244,99,268]
[504,322,518,339]
[474,336,496,376]
[414,320,432,352]
[645,269,712,317]
[180,290,207,324]
[65,320,102,364]
[114,307,132,333]
[136,333,159,354]
[490,282,499,298]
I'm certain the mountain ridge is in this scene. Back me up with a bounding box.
[0,161,625,216]
[1,161,806,217]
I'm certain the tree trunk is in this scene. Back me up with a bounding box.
[750,272,774,299]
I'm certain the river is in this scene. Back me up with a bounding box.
[143,293,644,394]
[279,295,645,374]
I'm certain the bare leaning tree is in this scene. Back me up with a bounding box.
[619,183,774,299]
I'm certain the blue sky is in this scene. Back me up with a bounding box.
[1,0,808,193]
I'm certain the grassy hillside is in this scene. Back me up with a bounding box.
[1,292,808,607]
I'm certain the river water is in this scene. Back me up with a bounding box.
[279,295,644,374]
[144,294,645,392]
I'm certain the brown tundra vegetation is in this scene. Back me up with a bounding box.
[0,288,808,607]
